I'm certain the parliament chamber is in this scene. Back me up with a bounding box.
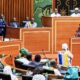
[1,16,80,66]
[0,0,80,80]
[0,16,80,65]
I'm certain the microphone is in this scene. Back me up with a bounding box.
[41,49,47,59]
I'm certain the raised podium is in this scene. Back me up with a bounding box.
[42,16,80,51]
[42,16,80,65]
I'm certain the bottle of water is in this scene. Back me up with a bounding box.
[13,69,16,75]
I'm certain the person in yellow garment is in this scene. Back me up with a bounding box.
[62,43,73,67]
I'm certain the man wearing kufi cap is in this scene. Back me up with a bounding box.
[62,43,68,51]
[71,7,80,17]
[16,48,31,65]
[51,8,61,17]
[19,48,30,55]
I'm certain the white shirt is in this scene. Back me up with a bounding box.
[54,69,61,76]
[16,57,29,65]
[25,22,37,28]
[24,21,31,28]
[31,22,37,28]
[51,13,61,17]
[32,74,46,80]
[71,13,80,17]
[3,66,17,80]
[13,23,18,28]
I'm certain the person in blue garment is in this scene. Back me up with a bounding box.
[10,17,19,28]
[29,54,43,67]
[0,14,6,37]
[0,14,6,27]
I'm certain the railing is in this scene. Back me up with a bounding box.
[1,55,28,73]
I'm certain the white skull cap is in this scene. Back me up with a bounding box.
[62,43,68,50]
[75,7,79,10]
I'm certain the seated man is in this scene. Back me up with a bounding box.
[71,7,80,17]
[16,48,31,65]
[29,18,37,28]
[29,54,43,67]
[51,8,61,17]
[50,60,61,76]
[21,17,30,27]
[10,17,19,28]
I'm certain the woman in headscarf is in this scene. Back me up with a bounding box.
[3,66,18,80]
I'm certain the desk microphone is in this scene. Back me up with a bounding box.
[41,49,47,59]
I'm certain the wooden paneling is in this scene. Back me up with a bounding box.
[6,27,53,57]
[52,0,56,10]
[54,17,80,52]
[0,0,33,24]
[42,16,80,65]
[42,16,80,53]
[20,28,52,54]
[71,37,80,66]
[0,40,21,57]
[6,27,20,39]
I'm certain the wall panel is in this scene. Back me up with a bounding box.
[52,0,56,10]
[0,0,33,24]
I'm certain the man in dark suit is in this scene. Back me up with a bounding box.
[29,54,43,67]
[0,14,6,39]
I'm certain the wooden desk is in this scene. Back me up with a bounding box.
[48,74,64,80]
[6,27,20,39]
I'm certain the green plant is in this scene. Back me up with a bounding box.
[34,0,52,27]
